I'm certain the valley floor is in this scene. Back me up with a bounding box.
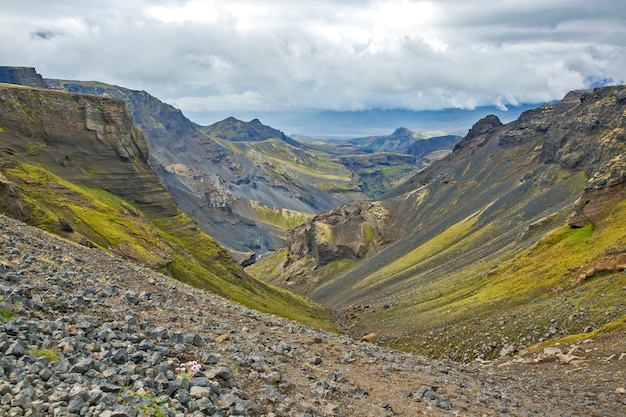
[0,214,624,416]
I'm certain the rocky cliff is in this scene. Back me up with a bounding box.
[0,83,177,218]
[0,67,46,89]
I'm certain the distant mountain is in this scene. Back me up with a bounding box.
[201,116,302,147]
[189,105,539,137]
[250,85,626,361]
[346,127,460,156]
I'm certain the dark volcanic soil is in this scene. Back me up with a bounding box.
[1,214,624,416]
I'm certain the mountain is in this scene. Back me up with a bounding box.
[200,116,302,147]
[249,85,626,360]
[44,78,352,258]
[42,76,453,258]
[346,127,459,156]
[0,81,335,329]
[189,105,539,137]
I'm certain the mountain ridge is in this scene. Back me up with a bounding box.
[42,74,457,257]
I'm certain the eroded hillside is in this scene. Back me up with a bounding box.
[38,74,458,260]
[0,82,335,329]
[252,86,626,360]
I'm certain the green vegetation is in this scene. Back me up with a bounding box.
[246,139,357,188]
[249,201,313,231]
[0,308,14,322]
[80,164,99,178]
[29,347,60,362]
[354,205,492,291]
[247,250,357,295]
[1,162,337,331]
[120,389,170,417]
[355,200,626,360]
[314,223,334,245]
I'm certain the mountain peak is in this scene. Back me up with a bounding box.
[205,117,302,147]
[453,114,502,151]
[391,127,413,136]
[466,114,502,139]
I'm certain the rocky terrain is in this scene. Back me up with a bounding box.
[2,214,625,416]
[253,85,626,363]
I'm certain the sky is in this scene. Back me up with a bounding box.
[1,1,625,135]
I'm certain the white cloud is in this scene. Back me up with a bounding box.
[0,0,624,120]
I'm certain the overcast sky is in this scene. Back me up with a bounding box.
[1,0,625,131]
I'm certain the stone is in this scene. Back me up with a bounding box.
[190,386,212,398]
[71,357,94,374]
[5,340,26,357]
[124,292,140,305]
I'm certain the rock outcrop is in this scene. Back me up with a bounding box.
[0,66,46,89]
[287,201,393,267]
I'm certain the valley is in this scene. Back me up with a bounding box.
[0,66,625,415]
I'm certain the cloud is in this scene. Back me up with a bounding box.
[0,0,624,119]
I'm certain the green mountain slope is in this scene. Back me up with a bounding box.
[252,86,626,359]
[0,82,336,330]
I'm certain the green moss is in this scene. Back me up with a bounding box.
[314,222,334,245]
[0,309,14,322]
[363,223,375,243]
[80,164,100,178]
[249,201,312,231]
[29,347,60,361]
[2,163,337,331]
[210,137,245,154]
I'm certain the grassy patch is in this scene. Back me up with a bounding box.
[0,308,14,322]
[2,163,337,331]
[29,347,60,361]
[249,201,313,231]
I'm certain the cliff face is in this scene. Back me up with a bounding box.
[0,67,46,89]
[0,83,177,217]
